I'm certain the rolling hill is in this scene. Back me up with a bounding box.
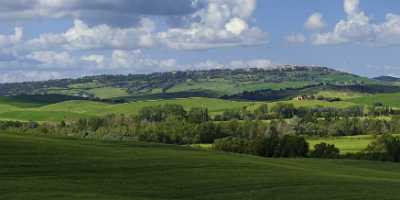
[2,133,400,200]
[0,66,389,101]
[0,66,399,122]
[0,97,361,122]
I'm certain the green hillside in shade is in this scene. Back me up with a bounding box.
[2,133,400,200]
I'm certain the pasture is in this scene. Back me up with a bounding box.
[2,133,400,200]
[348,93,400,108]
[0,97,362,122]
[308,135,376,154]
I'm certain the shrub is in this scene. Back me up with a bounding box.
[215,135,309,158]
[310,143,340,159]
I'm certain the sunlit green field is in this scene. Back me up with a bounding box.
[2,133,400,200]
[0,97,362,122]
[88,87,129,99]
[308,135,376,154]
[193,134,393,154]
[348,93,400,108]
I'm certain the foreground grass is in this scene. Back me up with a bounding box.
[2,134,400,200]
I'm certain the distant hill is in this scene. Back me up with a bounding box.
[373,76,400,82]
[0,65,393,101]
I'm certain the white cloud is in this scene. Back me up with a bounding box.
[0,70,63,83]
[26,51,75,67]
[81,54,105,67]
[26,18,156,51]
[157,0,268,50]
[286,33,306,44]
[0,27,23,47]
[225,18,248,35]
[312,0,400,46]
[190,58,274,70]
[110,50,177,73]
[0,0,202,27]
[305,12,325,30]
[23,0,266,52]
[344,0,360,16]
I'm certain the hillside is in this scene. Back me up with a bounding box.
[0,66,386,100]
[373,76,400,82]
[0,97,360,122]
[2,133,400,200]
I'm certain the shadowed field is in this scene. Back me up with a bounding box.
[2,133,400,200]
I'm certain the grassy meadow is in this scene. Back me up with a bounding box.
[0,96,362,122]
[347,93,400,108]
[2,133,400,200]
[308,135,376,154]
[195,135,384,154]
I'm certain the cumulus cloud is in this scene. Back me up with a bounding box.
[286,33,306,44]
[0,27,23,47]
[157,0,268,50]
[312,0,400,46]
[0,70,64,83]
[0,0,270,82]
[26,18,156,51]
[109,50,177,73]
[190,58,274,70]
[26,51,75,67]
[0,0,203,27]
[81,54,105,67]
[20,0,266,51]
[305,12,325,30]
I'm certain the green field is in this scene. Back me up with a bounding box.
[89,87,129,99]
[0,97,47,108]
[194,135,387,154]
[316,90,367,99]
[167,80,311,95]
[308,135,376,154]
[348,93,400,107]
[0,98,259,121]
[0,97,362,122]
[2,133,400,200]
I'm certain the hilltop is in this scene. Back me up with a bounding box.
[374,75,400,82]
[0,66,388,101]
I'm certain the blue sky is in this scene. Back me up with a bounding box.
[0,0,399,82]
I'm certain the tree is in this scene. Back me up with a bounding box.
[271,103,296,119]
[188,107,209,124]
[255,104,269,120]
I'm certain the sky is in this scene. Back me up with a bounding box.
[0,0,399,82]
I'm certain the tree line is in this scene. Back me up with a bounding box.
[1,102,400,162]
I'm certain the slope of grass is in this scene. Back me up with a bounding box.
[196,134,392,154]
[40,100,112,115]
[0,97,362,122]
[348,93,400,107]
[316,90,367,99]
[89,87,129,99]
[0,104,19,113]
[308,135,376,154]
[0,111,92,122]
[266,100,358,110]
[167,80,312,95]
[39,98,259,116]
[0,97,46,108]
[2,133,400,200]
